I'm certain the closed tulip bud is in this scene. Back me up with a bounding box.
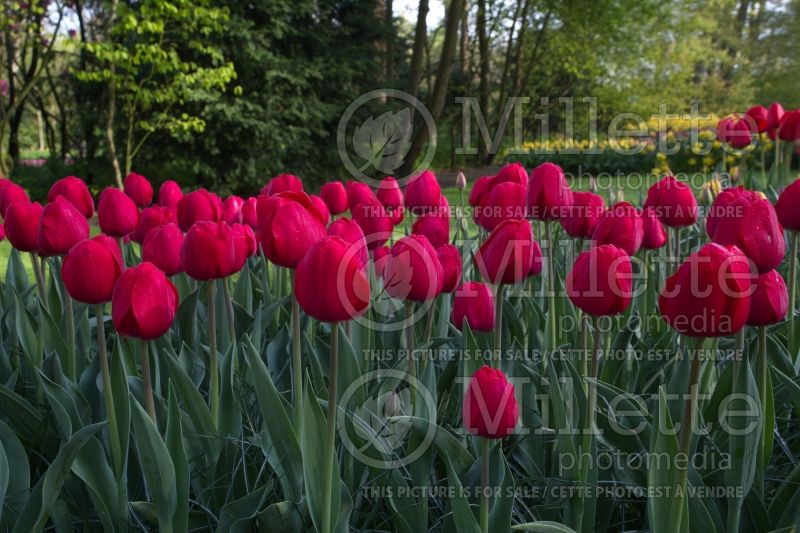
[747,269,788,326]
[779,110,800,141]
[377,177,405,225]
[257,191,327,268]
[384,235,443,301]
[123,172,153,207]
[494,162,528,187]
[231,223,257,272]
[222,196,245,225]
[295,236,370,323]
[0,181,29,217]
[567,244,633,316]
[4,201,43,252]
[768,102,785,131]
[462,365,519,439]
[346,181,375,208]
[475,219,535,285]
[320,182,349,215]
[38,197,90,257]
[132,205,176,244]
[477,181,527,231]
[310,194,331,225]
[468,176,492,209]
[47,176,94,218]
[451,281,495,331]
[261,173,303,196]
[455,171,467,191]
[717,116,755,149]
[327,217,368,270]
[437,244,462,293]
[659,243,752,337]
[181,221,238,280]
[707,186,785,273]
[746,105,769,133]
[527,162,573,221]
[352,195,393,250]
[412,212,450,248]
[112,262,178,339]
[527,238,543,277]
[404,170,441,214]
[641,207,667,249]
[592,202,644,255]
[241,197,258,229]
[559,191,605,238]
[142,223,185,276]
[62,235,123,304]
[644,175,698,228]
[776,178,800,231]
[158,180,183,207]
[98,187,139,237]
[177,189,221,232]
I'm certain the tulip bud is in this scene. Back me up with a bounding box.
[468,176,492,209]
[477,181,527,231]
[494,163,528,187]
[746,105,769,133]
[177,189,221,232]
[231,223,257,273]
[142,223,185,276]
[644,175,698,228]
[37,196,90,257]
[455,171,467,191]
[4,201,43,252]
[310,194,331,226]
[768,102,785,131]
[124,172,154,207]
[0,181,29,218]
[451,281,495,331]
[241,197,258,229]
[412,210,450,249]
[384,235,443,302]
[592,202,644,256]
[320,182,349,215]
[261,173,303,196]
[405,170,441,214]
[62,235,123,304]
[377,177,405,225]
[475,219,535,285]
[437,244,462,293]
[98,187,139,237]
[778,109,800,141]
[383,391,401,417]
[132,205,176,244]
[112,262,179,339]
[222,196,245,225]
[462,365,519,439]
[351,195,393,250]
[659,243,752,337]
[559,191,605,239]
[181,221,238,280]
[526,162,573,221]
[347,181,376,209]
[294,236,371,323]
[747,269,788,326]
[47,176,94,218]
[717,116,754,149]
[158,180,183,207]
[567,244,633,316]
[776,178,800,232]
[641,207,667,249]
[257,191,327,268]
[327,217,368,270]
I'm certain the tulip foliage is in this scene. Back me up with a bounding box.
[0,161,799,533]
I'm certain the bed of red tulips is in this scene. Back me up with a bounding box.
[0,105,798,532]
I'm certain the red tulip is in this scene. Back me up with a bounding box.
[768,102,785,131]
[373,245,391,278]
[477,181,527,231]
[4,201,43,252]
[241,197,258,229]
[261,173,303,196]
[469,176,492,208]
[131,205,176,244]
[527,238,543,277]
[231,223,257,271]
[38,197,90,257]
[776,178,800,231]
[142,223,185,276]
[527,162,573,220]
[437,244,462,293]
[641,207,667,249]
[404,170,441,214]
[559,191,605,239]
[62,235,123,304]
[47,176,94,218]
[452,282,495,331]
[351,195,393,250]
[320,182,348,215]
[295,236,370,323]
[384,234,443,302]
[0,181,29,217]
[377,177,404,225]
[717,116,754,149]
[412,208,450,249]
[592,202,644,255]
[475,219,535,285]
[181,221,238,280]
[112,262,179,339]
[567,244,633,316]
[98,187,139,237]
[644,175,698,228]
[124,172,153,207]
[222,196,245,225]
[327,217,368,270]
[778,109,800,141]
[310,194,331,225]
[462,365,519,439]
[493,162,528,187]
[158,180,183,207]
[747,269,788,326]
[707,186,785,273]
[746,105,769,133]
[257,191,327,268]
[177,189,221,232]
[659,243,752,337]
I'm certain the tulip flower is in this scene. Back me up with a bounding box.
[641,207,667,249]
[373,245,390,278]
[477,181,527,231]
[320,181,348,216]
[112,261,179,421]
[142,223,184,276]
[346,181,376,209]
[560,191,605,239]
[0,181,29,217]
[455,171,467,191]
[776,178,800,232]
[377,177,405,225]
[405,170,441,216]
[778,109,800,141]
[437,244,462,293]
[717,116,754,149]
[4,200,46,301]
[644,175,698,228]
[527,238,544,277]
[592,201,644,256]
[384,234,444,302]
[158,180,183,207]
[706,186,785,273]
[98,187,139,238]
[475,219,535,285]
[232,223,257,266]
[257,190,327,268]
[452,281,495,331]
[62,235,123,305]
[327,217,368,270]
[132,205,176,244]
[412,211,450,249]
[567,244,633,317]
[776,179,800,355]
[241,197,258,229]
[38,196,90,257]
[493,162,528,187]
[310,194,331,225]
[351,195,393,250]
[746,105,769,133]
[469,176,492,211]
[768,102,785,131]
[177,189,222,232]
[222,195,245,225]
[747,270,788,327]
[124,172,153,207]
[526,162,573,221]
[261,173,303,196]
[47,176,94,219]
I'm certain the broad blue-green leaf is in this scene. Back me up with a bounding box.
[166,384,189,533]
[647,387,687,533]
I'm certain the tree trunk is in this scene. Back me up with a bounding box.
[407,0,429,99]
[386,0,394,81]
[105,0,124,188]
[477,0,489,160]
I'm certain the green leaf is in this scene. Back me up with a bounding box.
[0,420,28,530]
[647,387,687,533]
[443,454,481,533]
[0,440,9,526]
[512,523,578,533]
[166,384,189,533]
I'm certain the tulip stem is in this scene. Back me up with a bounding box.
[141,340,156,423]
[494,284,504,367]
[30,252,47,305]
[405,301,416,412]
[64,293,76,381]
[774,139,781,186]
[321,323,339,533]
[790,232,799,362]
[575,315,602,533]
[545,221,558,351]
[290,272,303,428]
[480,437,490,533]
[207,279,219,425]
[222,278,236,343]
[96,304,123,478]
[117,237,126,268]
[760,141,767,187]
[756,326,769,475]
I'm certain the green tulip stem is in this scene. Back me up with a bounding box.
[761,141,767,187]
[207,279,219,425]
[774,138,781,185]
[405,301,416,412]
[790,232,799,361]
[545,221,558,350]
[756,326,769,474]
[222,278,236,344]
[65,292,76,381]
[141,339,156,423]
[290,272,303,428]
[117,237,126,268]
[575,315,602,533]
[494,284,504,367]
[320,323,339,533]
[96,304,123,478]
[30,252,47,305]
[480,437,490,533]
